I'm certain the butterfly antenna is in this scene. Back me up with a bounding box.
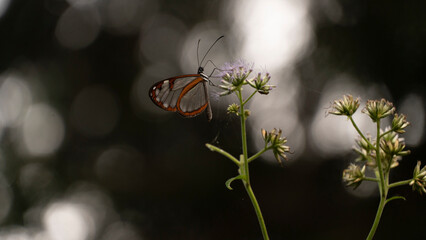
[203,59,219,69]
[200,36,224,67]
[197,39,201,67]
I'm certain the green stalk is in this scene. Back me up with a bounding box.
[366,197,386,240]
[237,90,250,183]
[388,179,412,189]
[248,147,272,163]
[349,117,375,149]
[363,177,379,182]
[205,143,240,166]
[242,90,258,106]
[245,181,269,240]
[366,120,388,240]
[375,120,386,197]
[379,129,394,139]
[237,89,270,240]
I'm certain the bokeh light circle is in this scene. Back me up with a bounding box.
[55,6,101,50]
[21,103,65,157]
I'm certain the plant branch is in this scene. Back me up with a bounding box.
[205,143,240,166]
[363,177,379,182]
[366,120,388,240]
[375,120,386,196]
[244,181,269,240]
[242,89,258,106]
[379,129,393,138]
[388,179,412,189]
[349,116,375,149]
[366,197,386,240]
[248,146,273,163]
[237,88,270,239]
[237,89,250,183]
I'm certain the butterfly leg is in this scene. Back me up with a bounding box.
[207,66,225,87]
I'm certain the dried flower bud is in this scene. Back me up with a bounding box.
[391,113,410,134]
[353,135,374,163]
[329,95,360,117]
[261,128,290,165]
[380,130,410,157]
[261,128,269,142]
[343,164,366,189]
[410,161,426,194]
[244,109,251,118]
[362,99,395,122]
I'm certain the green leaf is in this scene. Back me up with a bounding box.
[385,195,406,205]
[225,175,244,190]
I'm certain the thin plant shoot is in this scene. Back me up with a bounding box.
[206,60,290,240]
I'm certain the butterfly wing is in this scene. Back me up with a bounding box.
[149,74,212,121]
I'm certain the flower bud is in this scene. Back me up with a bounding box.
[343,164,366,189]
[261,128,267,141]
[227,103,240,115]
[329,95,360,117]
[362,99,395,122]
[261,128,290,165]
[391,113,410,134]
[353,135,374,163]
[247,72,275,95]
[380,130,410,157]
[217,60,253,95]
[410,161,426,194]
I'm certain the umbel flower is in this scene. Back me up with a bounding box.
[343,164,366,189]
[329,94,360,117]
[247,72,275,95]
[353,135,374,164]
[353,128,410,171]
[380,129,410,157]
[410,161,426,194]
[362,99,395,122]
[218,60,275,96]
[218,60,253,96]
[391,113,410,133]
[261,128,290,165]
[227,103,240,115]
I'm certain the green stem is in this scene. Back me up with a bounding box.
[375,120,386,196]
[237,89,270,240]
[205,143,240,166]
[388,179,412,189]
[244,182,269,240]
[366,120,388,240]
[363,177,379,182]
[349,117,375,149]
[248,146,272,163]
[379,129,393,139]
[237,90,249,182]
[366,196,386,240]
[242,90,258,106]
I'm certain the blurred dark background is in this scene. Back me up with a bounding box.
[0,0,425,239]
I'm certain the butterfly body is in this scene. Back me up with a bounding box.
[148,67,212,121]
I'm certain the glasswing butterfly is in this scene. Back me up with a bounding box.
[148,36,223,121]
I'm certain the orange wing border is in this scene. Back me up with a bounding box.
[176,79,209,117]
[149,74,208,118]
